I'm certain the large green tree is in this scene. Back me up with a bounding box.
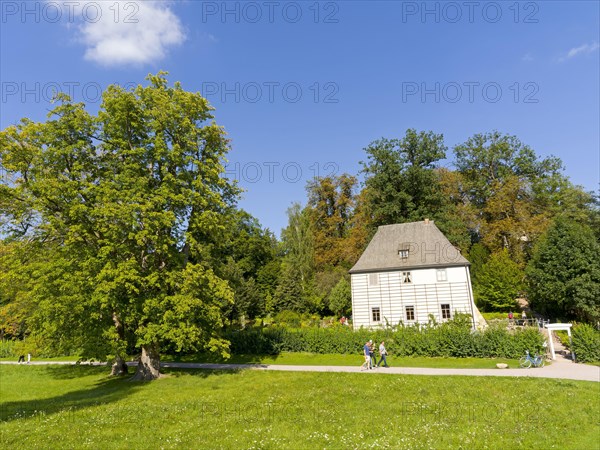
[526,217,600,323]
[452,131,587,263]
[360,129,447,228]
[0,73,239,379]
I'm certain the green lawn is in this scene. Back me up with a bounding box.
[1,365,598,449]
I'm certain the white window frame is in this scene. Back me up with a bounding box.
[398,249,409,259]
[402,271,412,283]
[405,305,415,321]
[436,269,447,282]
[372,307,381,322]
[441,304,451,320]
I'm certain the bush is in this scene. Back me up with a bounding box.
[0,340,17,358]
[274,310,302,328]
[225,316,544,359]
[571,324,600,363]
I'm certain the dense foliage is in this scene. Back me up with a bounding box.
[225,317,544,359]
[570,323,600,363]
[526,218,600,323]
[0,74,239,378]
[474,250,524,311]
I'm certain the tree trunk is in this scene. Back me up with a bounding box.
[130,344,161,381]
[110,312,128,376]
[110,354,129,376]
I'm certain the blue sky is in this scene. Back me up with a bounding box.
[1,1,599,234]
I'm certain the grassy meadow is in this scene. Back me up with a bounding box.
[1,364,599,449]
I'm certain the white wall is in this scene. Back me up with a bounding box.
[351,266,475,329]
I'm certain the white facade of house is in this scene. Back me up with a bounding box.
[349,220,479,329]
[351,266,475,328]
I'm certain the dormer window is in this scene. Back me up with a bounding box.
[398,249,409,259]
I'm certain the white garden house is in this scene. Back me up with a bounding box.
[349,220,482,329]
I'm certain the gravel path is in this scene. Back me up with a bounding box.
[2,355,598,382]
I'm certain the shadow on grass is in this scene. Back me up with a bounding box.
[162,353,281,365]
[161,367,245,379]
[0,364,229,424]
[43,364,112,380]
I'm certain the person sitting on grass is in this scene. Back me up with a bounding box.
[361,341,371,371]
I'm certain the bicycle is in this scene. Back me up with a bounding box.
[519,350,545,368]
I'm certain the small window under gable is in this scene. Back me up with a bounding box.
[436,269,447,282]
[402,272,412,283]
[372,307,381,322]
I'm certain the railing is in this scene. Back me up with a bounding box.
[507,318,549,328]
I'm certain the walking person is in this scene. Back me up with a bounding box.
[378,341,389,367]
[368,340,376,368]
[360,341,371,371]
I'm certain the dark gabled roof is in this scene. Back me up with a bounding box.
[349,220,470,273]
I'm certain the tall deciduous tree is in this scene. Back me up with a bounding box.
[360,129,447,228]
[526,217,600,323]
[306,174,357,270]
[0,73,239,379]
[454,131,562,209]
[452,131,591,263]
[279,203,314,284]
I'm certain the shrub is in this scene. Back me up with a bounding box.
[571,323,600,363]
[224,316,543,359]
[0,340,17,358]
[274,310,302,328]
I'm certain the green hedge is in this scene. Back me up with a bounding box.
[571,324,600,363]
[225,317,544,359]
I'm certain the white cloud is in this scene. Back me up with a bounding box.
[75,1,186,67]
[559,41,599,62]
[521,53,533,62]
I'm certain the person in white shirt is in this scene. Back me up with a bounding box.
[377,341,389,368]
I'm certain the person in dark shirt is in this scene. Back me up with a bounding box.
[368,340,376,368]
